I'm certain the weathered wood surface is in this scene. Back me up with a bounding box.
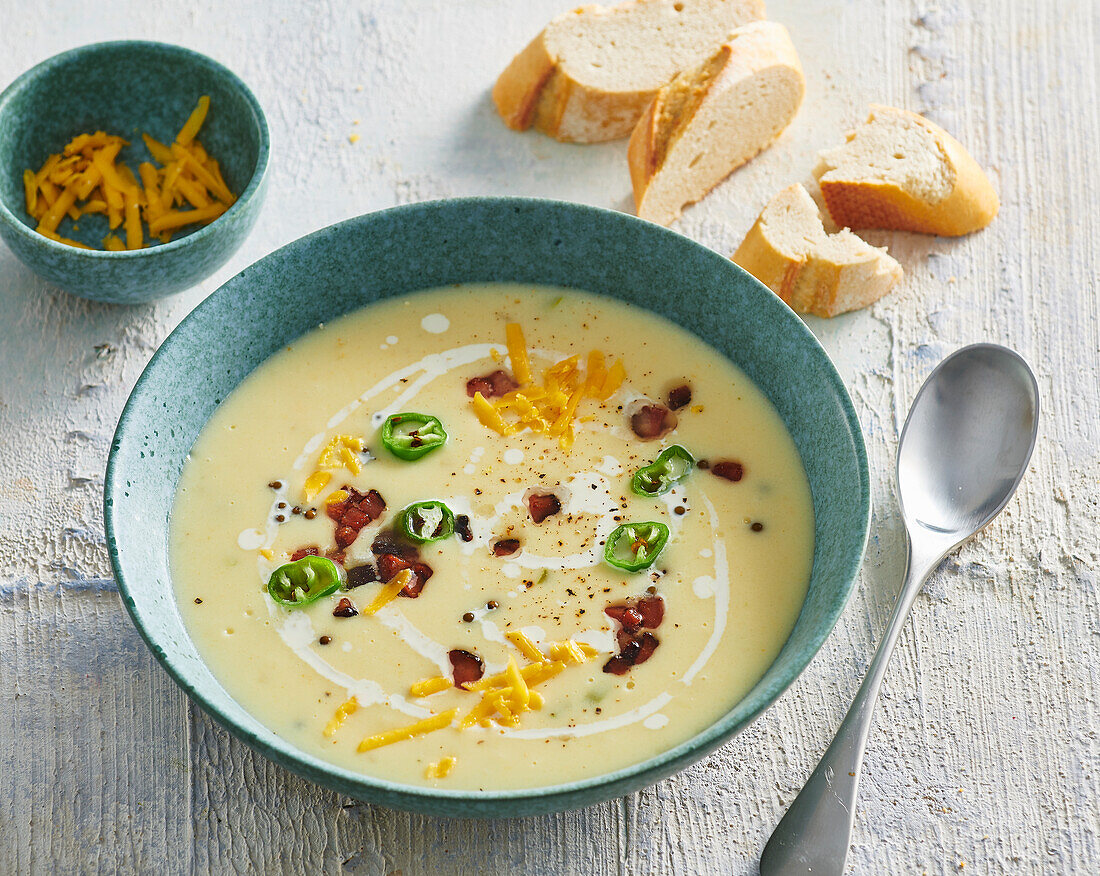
[1,1,1097,872]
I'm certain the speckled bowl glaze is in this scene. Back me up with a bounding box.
[105,198,870,817]
[0,41,268,303]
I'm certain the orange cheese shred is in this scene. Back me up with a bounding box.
[505,323,532,385]
[357,708,457,753]
[175,94,210,145]
[472,323,627,450]
[22,96,234,251]
[22,170,37,213]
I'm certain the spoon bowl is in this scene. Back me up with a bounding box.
[898,344,1039,539]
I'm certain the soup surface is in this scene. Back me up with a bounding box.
[170,283,814,789]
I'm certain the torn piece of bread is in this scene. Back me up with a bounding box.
[492,0,765,143]
[628,21,804,226]
[733,184,903,317]
[813,105,998,236]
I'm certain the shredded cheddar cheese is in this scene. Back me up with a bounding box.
[548,640,588,665]
[323,697,359,738]
[317,435,364,474]
[505,630,546,664]
[472,323,625,449]
[457,653,583,730]
[22,97,235,251]
[302,471,332,502]
[409,676,452,698]
[505,323,533,385]
[357,708,457,753]
[425,755,456,779]
[344,589,598,747]
[504,656,531,711]
[361,568,413,616]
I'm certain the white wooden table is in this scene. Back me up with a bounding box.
[2,1,1097,872]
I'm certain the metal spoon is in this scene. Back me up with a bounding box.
[760,344,1039,875]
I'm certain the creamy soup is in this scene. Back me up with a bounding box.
[170,284,814,789]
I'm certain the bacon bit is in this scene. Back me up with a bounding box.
[630,403,677,440]
[602,652,633,675]
[607,606,644,630]
[376,554,434,597]
[603,633,660,675]
[326,485,385,523]
[634,595,665,628]
[290,546,320,562]
[332,597,358,618]
[371,528,420,560]
[526,492,561,524]
[603,595,664,674]
[667,384,692,410]
[454,514,473,542]
[326,486,386,547]
[345,564,378,589]
[492,538,521,557]
[696,459,710,470]
[605,595,664,632]
[448,649,485,689]
[325,549,346,566]
[634,632,659,663]
[466,369,518,399]
[334,527,357,548]
[712,461,744,482]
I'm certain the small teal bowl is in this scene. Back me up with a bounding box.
[0,41,269,304]
[105,198,869,817]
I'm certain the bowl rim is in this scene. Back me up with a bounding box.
[0,39,270,260]
[105,196,870,812]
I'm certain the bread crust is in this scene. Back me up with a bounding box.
[492,0,765,143]
[815,106,999,236]
[732,184,903,318]
[628,22,803,225]
[492,32,558,131]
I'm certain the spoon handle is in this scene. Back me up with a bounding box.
[759,535,945,876]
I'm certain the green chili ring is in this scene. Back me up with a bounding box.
[400,500,456,544]
[268,555,343,607]
[631,444,695,497]
[604,521,670,572]
[381,412,448,461]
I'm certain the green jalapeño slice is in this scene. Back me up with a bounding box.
[381,412,448,461]
[604,522,670,572]
[631,444,695,497]
[267,555,343,607]
[399,500,456,543]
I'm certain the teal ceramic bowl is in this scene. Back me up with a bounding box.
[0,41,269,304]
[105,198,869,817]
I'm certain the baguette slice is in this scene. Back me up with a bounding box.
[813,105,998,236]
[492,0,765,143]
[733,184,903,317]
[628,21,803,225]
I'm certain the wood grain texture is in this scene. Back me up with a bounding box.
[1,0,1097,872]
